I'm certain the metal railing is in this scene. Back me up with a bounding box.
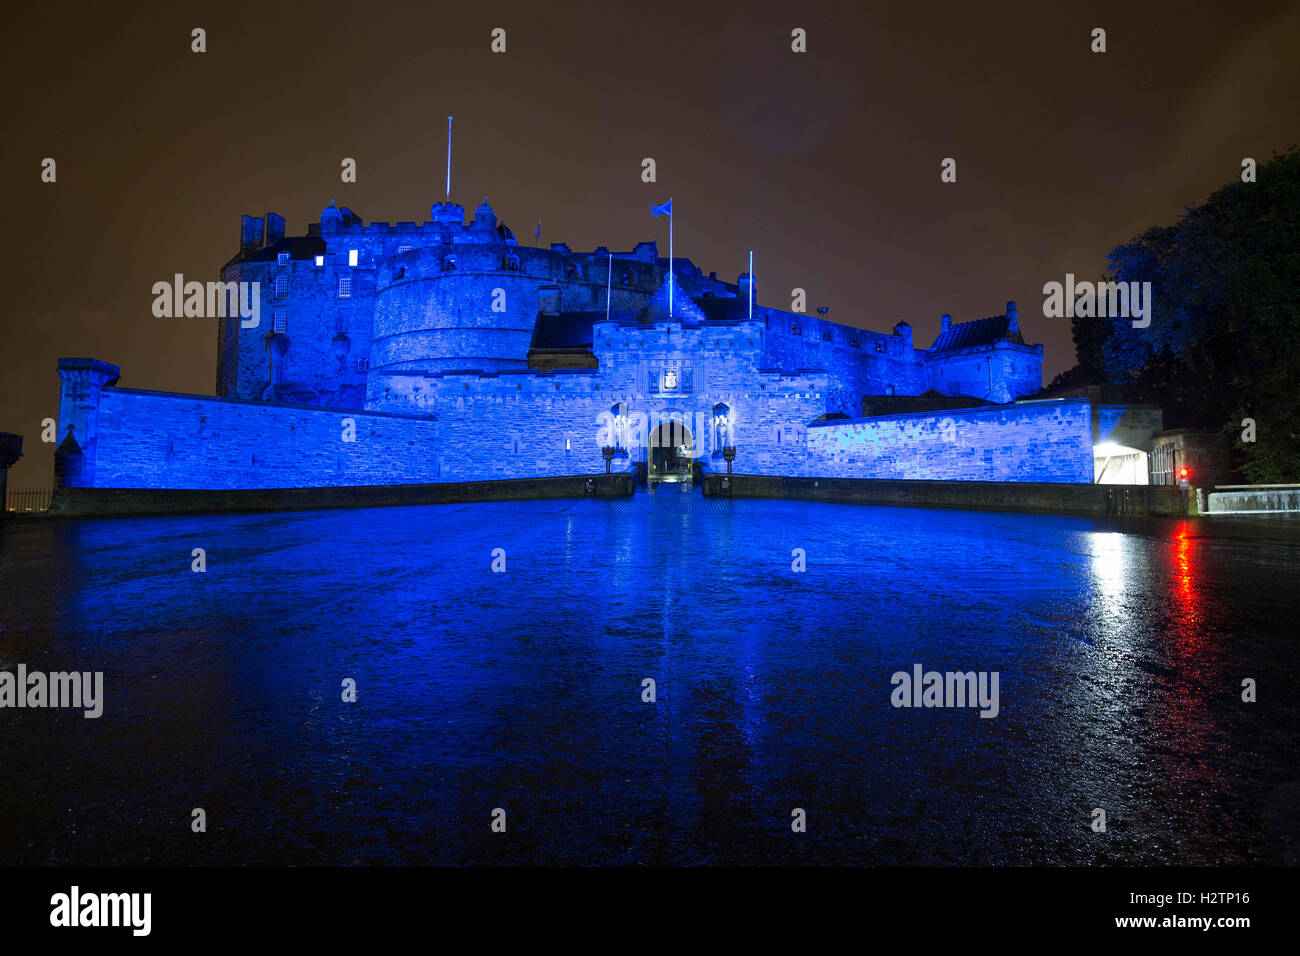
[5,487,52,513]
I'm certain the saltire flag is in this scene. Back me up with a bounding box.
[651,199,672,216]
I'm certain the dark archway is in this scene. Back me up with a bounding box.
[648,418,693,485]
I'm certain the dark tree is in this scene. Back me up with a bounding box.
[1082,147,1300,481]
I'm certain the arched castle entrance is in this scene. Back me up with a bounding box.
[648,418,694,490]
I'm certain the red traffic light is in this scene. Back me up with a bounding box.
[1179,467,1189,478]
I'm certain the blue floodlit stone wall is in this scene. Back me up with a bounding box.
[57,361,440,490]
[365,318,828,481]
[805,399,1097,483]
[60,202,1060,493]
[218,203,1044,417]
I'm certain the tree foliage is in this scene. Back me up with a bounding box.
[1084,147,1300,481]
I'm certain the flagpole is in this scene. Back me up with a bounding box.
[748,250,753,319]
[668,198,673,318]
[606,252,612,322]
[445,116,453,198]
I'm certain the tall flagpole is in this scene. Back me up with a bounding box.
[445,116,453,198]
[668,198,673,318]
[748,250,753,319]
[606,252,612,322]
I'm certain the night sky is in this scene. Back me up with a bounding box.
[4,0,1297,487]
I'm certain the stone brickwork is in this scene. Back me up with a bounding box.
[55,196,1067,496]
[805,399,1096,483]
[57,375,440,490]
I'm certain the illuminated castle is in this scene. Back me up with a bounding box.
[53,194,1165,494]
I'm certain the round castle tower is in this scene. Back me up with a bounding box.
[368,199,535,380]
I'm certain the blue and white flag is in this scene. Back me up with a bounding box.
[651,199,672,217]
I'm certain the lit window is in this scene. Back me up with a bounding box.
[790,321,800,335]
[397,244,412,254]
[273,309,287,332]
[315,255,325,267]
[277,251,289,265]
[876,341,886,352]
[348,249,359,267]
[274,275,288,298]
[338,276,352,298]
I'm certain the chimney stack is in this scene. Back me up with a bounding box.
[240,215,265,256]
[265,212,285,247]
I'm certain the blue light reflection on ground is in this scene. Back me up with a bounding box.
[1,497,1297,865]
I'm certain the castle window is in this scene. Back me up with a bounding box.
[277,251,290,265]
[442,256,457,271]
[315,255,325,267]
[441,233,453,245]
[503,254,521,271]
[338,276,352,298]
[620,270,634,285]
[821,329,832,342]
[876,341,886,352]
[273,309,287,333]
[348,249,359,267]
[397,244,412,254]
[848,333,859,348]
[790,321,800,335]
[354,357,369,374]
[886,384,896,396]
[564,262,581,280]
[274,275,288,298]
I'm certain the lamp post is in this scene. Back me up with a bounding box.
[722,445,736,475]
[601,446,617,475]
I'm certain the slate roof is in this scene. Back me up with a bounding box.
[240,236,328,263]
[529,311,638,351]
[928,315,1023,352]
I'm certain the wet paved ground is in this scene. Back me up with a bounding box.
[1,496,1297,865]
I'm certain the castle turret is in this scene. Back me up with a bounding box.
[431,201,465,224]
[472,198,496,231]
[320,200,343,233]
[1006,300,1019,333]
[738,272,756,304]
